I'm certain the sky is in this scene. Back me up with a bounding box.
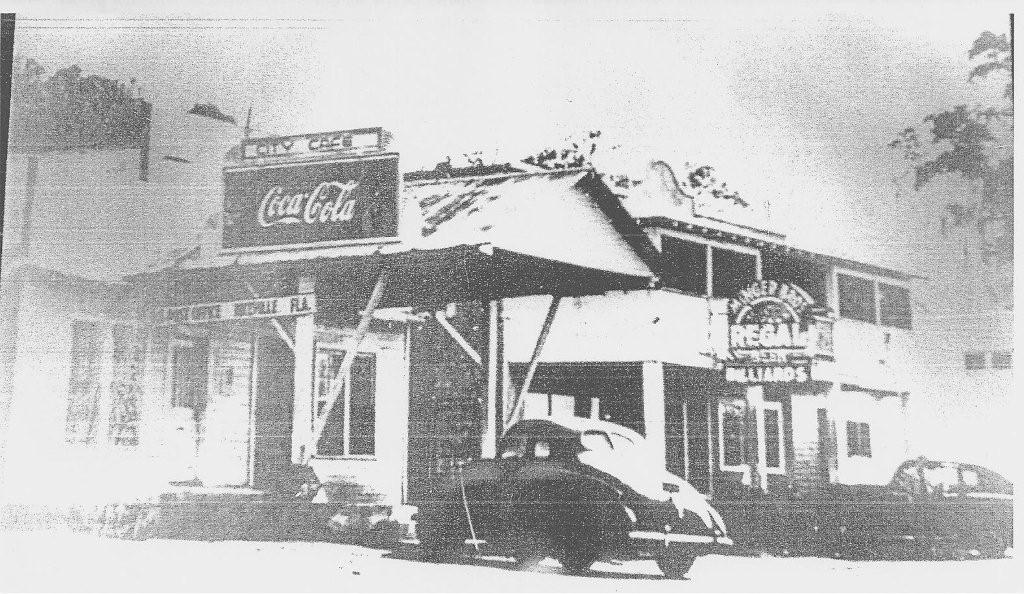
[7,1,1012,275]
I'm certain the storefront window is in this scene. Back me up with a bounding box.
[837,273,877,323]
[878,282,912,329]
[108,324,144,447]
[314,348,376,456]
[764,404,783,470]
[711,247,758,298]
[661,236,707,294]
[718,399,745,469]
[846,421,872,457]
[66,320,103,444]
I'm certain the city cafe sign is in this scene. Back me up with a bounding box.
[241,127,388,160]
[156,294,317,326]
[723,280,818,384]
[222,138,400,251]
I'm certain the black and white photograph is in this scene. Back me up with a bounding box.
[0,1,1018,591]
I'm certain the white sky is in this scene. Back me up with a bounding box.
[6,0,1012,275]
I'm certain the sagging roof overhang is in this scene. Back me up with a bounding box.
[136,169,661,310]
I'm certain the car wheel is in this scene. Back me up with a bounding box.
[656,549,697,580]
[559,541,599,574]
[416,506,465,562]
[511,528,554,570]
[978,531,1008,559]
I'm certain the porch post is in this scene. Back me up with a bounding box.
[481,300,500,459]
[291,272,316,464]
[642,361,667,469]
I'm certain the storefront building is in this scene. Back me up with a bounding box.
[2,126,914,516]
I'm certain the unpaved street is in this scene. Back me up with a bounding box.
[1,530,1020,592]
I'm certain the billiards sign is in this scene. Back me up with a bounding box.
[724,280,821,384]
[223,135,399,251]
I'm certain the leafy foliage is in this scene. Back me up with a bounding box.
[889,30,1013,264]
[522,130,748,206]
[9,56,148,151]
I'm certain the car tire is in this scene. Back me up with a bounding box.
[511,528,554,570]
[656,549,697,580]
[559,541,599,574]
[416,506,465,562]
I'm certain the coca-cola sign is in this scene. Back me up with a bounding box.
[223,153,399,251]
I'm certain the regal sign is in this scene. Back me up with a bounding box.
[222,153,400,251]
[156,294,317,326]
[724,280,818,384]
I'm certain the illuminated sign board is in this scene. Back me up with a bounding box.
[724,280,822,384]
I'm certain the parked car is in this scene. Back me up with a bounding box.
[415,416,732,578]
[825,456,1013,558]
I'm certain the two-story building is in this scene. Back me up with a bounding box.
[1,127,915,527]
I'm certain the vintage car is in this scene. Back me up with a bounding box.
[415,417,732,578]
[824,456,1014,558]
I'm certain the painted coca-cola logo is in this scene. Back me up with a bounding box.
[257,180,361,227]
[222,153,399,250]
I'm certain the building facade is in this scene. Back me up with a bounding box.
[1,127,915,515]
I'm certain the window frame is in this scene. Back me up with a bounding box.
[832,268,912,330]
[65,319,106,445]
[845,420,873,458]
[656,229,762,297]
[717,397,748,472]
[312,342,378,460]
[762,401,786,474]
[991,350,1013,369]
[964,351,988,370]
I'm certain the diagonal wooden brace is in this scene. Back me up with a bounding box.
[241,280,295,352]
[505,295,560,430]
[307,267,390,461]
[434,310,483,366]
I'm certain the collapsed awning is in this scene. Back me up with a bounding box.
[159,169,659,308]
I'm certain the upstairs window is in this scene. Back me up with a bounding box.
[992,350,1013,369]
[965,351,987,370]
[879,283,912,330]
[837,274,877,323]
[662,236,707,294]
[846,421,872,457]
[711,247,758,298]
[661,235,760,297]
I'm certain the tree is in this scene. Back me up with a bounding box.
[889,30,1013,266]
[520,130,748,206]
[9,56,148,151]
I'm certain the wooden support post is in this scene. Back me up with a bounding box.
[642,361,667,469]
[308,267,390,461]
[507,295,559,428]
[482,300,499,458]
[291,273,316,463]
